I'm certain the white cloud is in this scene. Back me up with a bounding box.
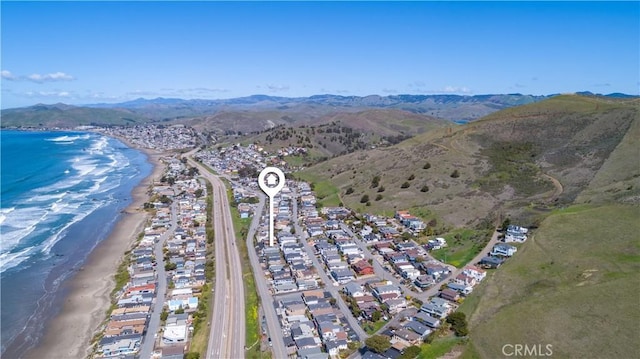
[265,84,290,92]
[442,86,471,94]
[1,70,17,80]
[27,72,75,83]
[23,90,72,98]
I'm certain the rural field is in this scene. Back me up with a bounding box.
[459,204,640,358]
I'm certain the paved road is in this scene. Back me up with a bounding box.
[245,193,288,359]
[138,202,177,359]
[291,190,368,342]
[188,158,246,359]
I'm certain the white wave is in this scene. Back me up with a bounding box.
[46,134,90,143]
[26,191,68,203]
[0,207,16,225]
[0,207,48,248]
[46,135,81,142]
[40,203,99,255]
[88,136,108,155]
[0,247,34,273]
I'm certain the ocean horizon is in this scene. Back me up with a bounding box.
[0,130,152,357]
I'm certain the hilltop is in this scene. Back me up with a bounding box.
[0,103,152,128]
[1,93,549,130]
[231,109,450,165]
[299,95,639,228]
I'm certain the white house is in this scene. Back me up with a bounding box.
[491,243,518,257]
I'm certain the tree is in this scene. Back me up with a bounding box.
[371,310,382,322]
[371,175,381,188]
[194,188,204,198]
[360,194,370,203]
[423,162,431,169]
[377,186,385,193]
[446,311,469,337]
[407,174,415,181]
[450,169,460,178]
[401,182,410,189]
[346,187,354,195]
[160,308,169,321]
[175,306,185,314]
[375,194,383,201]
[365,335,392,354]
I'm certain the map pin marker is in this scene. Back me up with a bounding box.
[258,167,286,246]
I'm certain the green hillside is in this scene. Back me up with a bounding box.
[234,109,449,166]
[299,95,639,228]
[459,204,640,358]
[1,103,152,128]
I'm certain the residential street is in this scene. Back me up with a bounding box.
[245,193,289,359]
[138,202,177,359]
[291,190,369,342]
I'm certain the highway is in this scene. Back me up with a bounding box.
[188,157,246,359]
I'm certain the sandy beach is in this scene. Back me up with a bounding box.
[24,146,165,359]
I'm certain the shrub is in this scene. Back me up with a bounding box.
[423,162,431,169]
[375,194,383,201]
[451,169,460,178]
[420,185,429,192]
[408,174,415,181]
[377,186,385,193]
[360,194,370,203]
[401,182,410,188]
[345,187,354,195]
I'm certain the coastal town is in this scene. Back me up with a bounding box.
[91,125,528,359]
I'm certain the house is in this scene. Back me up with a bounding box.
[98,334,142,357]
[463,265,487,281]
[420,298,452,319]
[421,263,450,280]
[454,273,477,287]
[404,320,431,338]
[392,328,422,346]
[331,268,355,284]
[426,237,447,250]
[480,256,504,268]
[343,282,366,298]
[372,285,401,303]
[440,288,460,302]
[352,260,375,276]
[505,225,528,242]
[447,282,473,296]
[491,243,517,257]
[414,275,435,289]
[414,311,441,328]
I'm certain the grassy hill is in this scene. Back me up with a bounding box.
[299,95,639,228]
[229,109,449,166]
[0,103,152,128]
[458,204,640,358]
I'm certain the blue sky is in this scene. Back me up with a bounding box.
[1,1,638,109]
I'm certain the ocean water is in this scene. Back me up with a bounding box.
[0,130,152,357]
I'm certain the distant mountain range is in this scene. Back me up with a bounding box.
[2,92,636,129]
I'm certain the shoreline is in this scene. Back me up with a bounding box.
[23,140,166,359]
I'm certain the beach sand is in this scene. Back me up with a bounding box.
[24,147,165,359]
